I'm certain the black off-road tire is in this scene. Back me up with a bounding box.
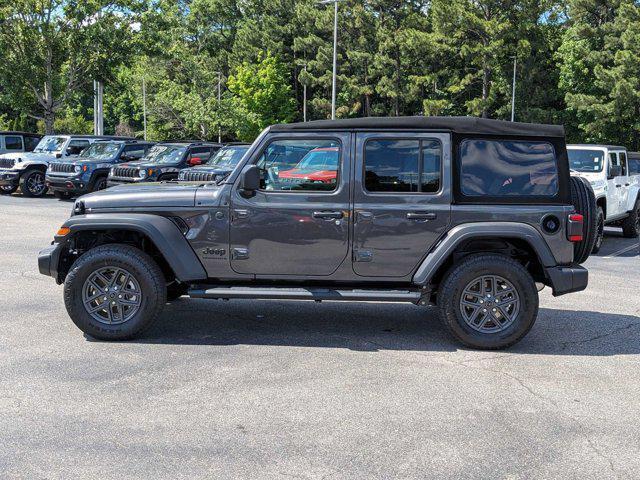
[621,197,640,238]
[437,254,539,350]
[64,244,166,340]
[592,206,605,253]
[90,175,107,192]
[570,176,597,263]
[20,169,48,197]
[0,184,17,195]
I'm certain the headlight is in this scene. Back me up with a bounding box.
[74,165,82,173]
[178,172,185,180]
[138,169,147,178]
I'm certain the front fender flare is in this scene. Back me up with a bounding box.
[62,213,207,281]
[412,222,557,285]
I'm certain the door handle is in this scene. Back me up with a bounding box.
[406,212,437,220]
[312,211,344,220]
[625,183,630,187]
[615,184,622,188]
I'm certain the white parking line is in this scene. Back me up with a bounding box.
[602,243,640,258]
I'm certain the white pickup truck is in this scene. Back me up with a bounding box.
[568,144,640,252]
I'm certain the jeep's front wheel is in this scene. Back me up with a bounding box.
[621,199,639,238]
[20,169,48,197]
[64,244,166,340]
[437,254,539,350]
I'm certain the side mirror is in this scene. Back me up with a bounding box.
[608,165,622,179]
[239,165,261,193]
[188,156,202,166]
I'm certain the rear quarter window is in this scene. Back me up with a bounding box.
[460,139,559,197]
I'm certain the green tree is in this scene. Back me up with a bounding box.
[0,0,135,133]
[227,52,296,140]
[558,0,640,148]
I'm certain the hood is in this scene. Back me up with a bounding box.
[0,151,57,162]
[79,182,204,210]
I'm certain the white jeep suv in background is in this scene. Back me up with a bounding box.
[0,135,126,197]
[568,144,640,252]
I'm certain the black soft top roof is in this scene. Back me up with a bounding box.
[271,116,565,138]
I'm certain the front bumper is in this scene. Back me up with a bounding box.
[38,242,64,282]
[0,170,20,187]
[45,175,88,194]
[546,265,588,296]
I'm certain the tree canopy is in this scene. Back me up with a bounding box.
[0,0,638,147]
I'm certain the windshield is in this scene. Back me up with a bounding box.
[141,145,187,164]
[33,136,66,153]
[207,146,249,167]
[295,148,339,170]
[568,149,604,172]
[79,142,121,160]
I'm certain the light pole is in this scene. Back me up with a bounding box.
[213,71,222,143]
[318,0,343,120]
[218,71,222,143]
[511,56,517,122]
[142,77,147,140]
[302,63,308,122]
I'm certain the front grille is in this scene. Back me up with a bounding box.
[49,162,75,174]
[0,158,15,169]
[181,171,217,182]
[112,167,139,178]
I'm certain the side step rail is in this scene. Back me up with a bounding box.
[188,286,423,303]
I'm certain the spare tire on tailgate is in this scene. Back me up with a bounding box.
[570,176,597,264]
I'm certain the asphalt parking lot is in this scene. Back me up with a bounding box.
[1,193,639,479]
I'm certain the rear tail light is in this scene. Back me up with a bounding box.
[567,213,584,242]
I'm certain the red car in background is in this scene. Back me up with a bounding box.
[278,146,338,186]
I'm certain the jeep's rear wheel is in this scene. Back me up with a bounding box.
[64,244,166,340]
[592,206,605,253]
[570,176,597,263]
[621,198,640,238]
[437,254,539,350]
[20,169,48,197]
[0,184,17,195]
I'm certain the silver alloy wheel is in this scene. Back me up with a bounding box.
[26,171,46,195]
[82,267,142,325]
[459,275,520,333]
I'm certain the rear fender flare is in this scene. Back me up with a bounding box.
[412,222,557,285]
[62,213,207,281]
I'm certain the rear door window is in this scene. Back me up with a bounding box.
[4,136,23,151]
[364,139,441,193]
[67,140,90,156]
[460,140,558,197]
[122,144,148,160]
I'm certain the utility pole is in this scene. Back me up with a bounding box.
[318,0,343,120]
[511,56,517,122]
[303,64,307,122]
[93,80,104,135]
[142,77,147,140]
[216,71,222,143]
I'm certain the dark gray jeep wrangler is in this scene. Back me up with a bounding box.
[38,117,595,349]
